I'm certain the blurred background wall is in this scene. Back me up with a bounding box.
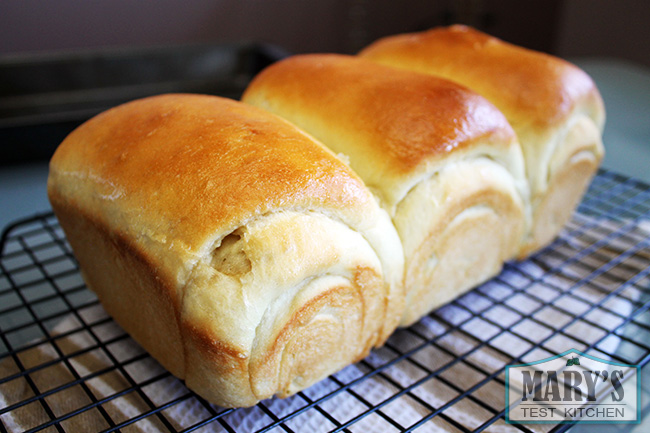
[1,0,649,67]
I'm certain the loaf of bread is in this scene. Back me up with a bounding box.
[242,54,528,325]
[359,25,605,255]
[47,94,405,407]
[47,26,606,408]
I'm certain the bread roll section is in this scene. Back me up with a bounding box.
[360,25,605,255]
[47,94,404,407]
[243,54,528,325]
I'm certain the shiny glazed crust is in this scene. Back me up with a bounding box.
[47,94,405,407]
[359,25,605,254]
[242,54,528,325]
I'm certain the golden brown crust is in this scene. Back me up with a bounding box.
[360,25,605,132]
[244,54,515,172]
[50,94,376,252]
[48,94,405,407]
[243,54,520,211]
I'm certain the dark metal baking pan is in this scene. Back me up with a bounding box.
[0,42,289,165]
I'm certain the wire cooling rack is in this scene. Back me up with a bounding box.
[1,168,649,433]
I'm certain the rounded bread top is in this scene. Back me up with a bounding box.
[243,53,517,184]
[360,25,605,132]
[49,94,376,253]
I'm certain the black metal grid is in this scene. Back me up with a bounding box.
[1,168,649,432]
